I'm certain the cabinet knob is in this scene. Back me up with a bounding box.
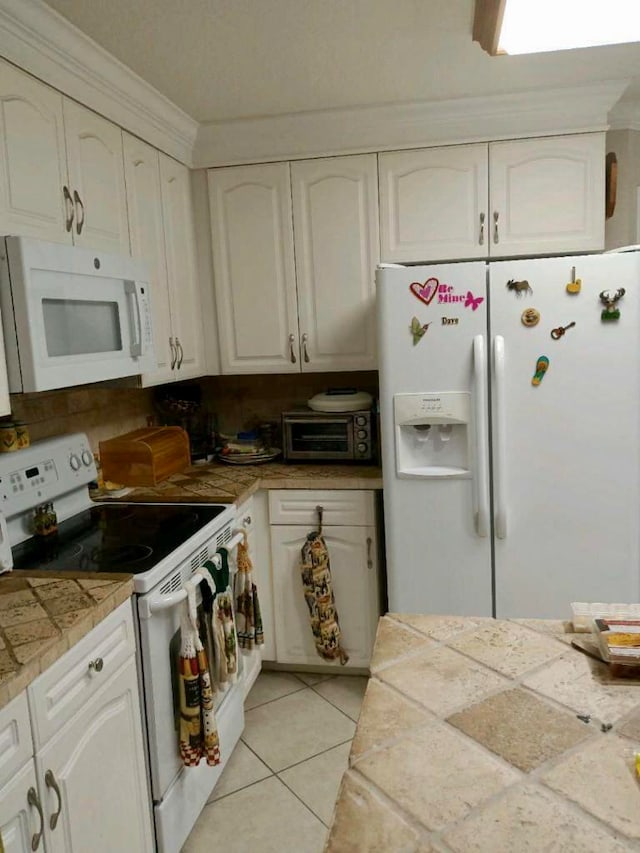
[243,515,252,526]
[88,657,104,673]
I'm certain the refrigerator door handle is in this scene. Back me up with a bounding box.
[473,335,490,538]
[493,335,508,539]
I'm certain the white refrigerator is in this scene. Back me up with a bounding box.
[377,252,640,618]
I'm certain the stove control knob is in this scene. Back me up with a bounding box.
[81,450,93,467]
[69,454,81,471]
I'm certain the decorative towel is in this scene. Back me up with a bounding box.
[203,551,239,689]
[178,580,221,767]
[234,530,264,650]
[300,531,349,665]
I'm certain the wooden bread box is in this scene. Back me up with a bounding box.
[99,427,190,486]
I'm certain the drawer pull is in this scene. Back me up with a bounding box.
[45,770,62,830]
[28,787,44,850]
[243,515,251,526]
[88,657,104,673]
[366,537,373,570]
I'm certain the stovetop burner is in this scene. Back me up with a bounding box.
[12,502,229,575]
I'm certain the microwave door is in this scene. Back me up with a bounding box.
[286,418,354,460]
[15,269,154,392]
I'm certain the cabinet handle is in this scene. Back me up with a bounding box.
[62,186,74,233]
[478,212,485,245]
[169,337,177,369]
[288,334,297,364]
[45,770,63,830]
[175,337,184,369]
[88,657,104,673]
[366,536,373,570]
[302,333,310,363]
[28,787,44,850]
[73,190,85,235]
[493,211,499,244]
[243,515,251,526]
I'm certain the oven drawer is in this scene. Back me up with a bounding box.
[0,692,32,789]
[269,489,375,527]
[28,599,136,748]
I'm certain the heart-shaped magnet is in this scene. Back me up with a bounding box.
[409,277,439,306]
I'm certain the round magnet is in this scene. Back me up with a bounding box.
[521,308,540,328]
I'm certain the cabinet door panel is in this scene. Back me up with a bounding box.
[271,524,379,668]
[63,99,130,254]
[0,60,70,242]
[208,163,299,373]
[123,135,174,385]
[37,657,153,853]
[379,145,488,262]
[292,155,378,371]
[159,153,205,380]
[489,133,605,256]
[0,761,40,853]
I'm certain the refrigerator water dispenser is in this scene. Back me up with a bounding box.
[394,392,471,478]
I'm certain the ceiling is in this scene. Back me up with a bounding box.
[42,0,640,124]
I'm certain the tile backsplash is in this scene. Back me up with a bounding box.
[9,381,154,452]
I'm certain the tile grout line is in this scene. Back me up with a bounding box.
[244,683,308,712]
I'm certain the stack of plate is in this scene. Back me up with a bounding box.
[216,447,281,465]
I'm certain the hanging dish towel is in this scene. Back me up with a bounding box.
[233,530,264,650]
[203,550,239,689]
[300,530,349,665]
[178,579,221,767]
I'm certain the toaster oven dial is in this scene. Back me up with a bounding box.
[355,416,367,426]
[69,454,81,471]
[357,443,367,453]
[357,429,367,439]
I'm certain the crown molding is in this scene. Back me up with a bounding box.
[608,98,640,132]
[194,79,629,168]
[0,0,198,165]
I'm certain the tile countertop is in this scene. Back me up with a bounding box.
[99,460,383,505]
[326,614,640,852]
[0,572,133,711]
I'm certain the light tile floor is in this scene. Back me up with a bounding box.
[183,671,368,852]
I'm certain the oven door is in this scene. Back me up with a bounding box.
[284,416,354,460]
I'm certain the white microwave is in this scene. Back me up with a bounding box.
[0,236,155,392]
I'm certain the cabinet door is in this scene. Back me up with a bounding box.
[208,163,300,374]
[36,657,153,853]
[292,155,378,371]
[159,153,205,380]
[489,133,605,256]
[239,492,275,661]
[0,761,42,853]
[63,99,130,254]
[0,60,71,243]
[123,134,174,385]
[270,524,379,668]
[379,144,488,263]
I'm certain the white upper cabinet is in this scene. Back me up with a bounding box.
[209,162,299,374]
[0,60,71,243]
[209,157,379,374]
[158,153,205,380]
[379,144,488,263]
[379,133,605,263]
[63,99,130,255]
[123,134,173,384]
[291,155,378,371]
[489,134,605,256]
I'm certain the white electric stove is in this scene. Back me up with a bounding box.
[0,433,245,853]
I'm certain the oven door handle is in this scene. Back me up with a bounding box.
[138,529,246,619]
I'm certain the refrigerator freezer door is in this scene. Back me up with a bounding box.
[490,252,640,618]
[377,262,492,615]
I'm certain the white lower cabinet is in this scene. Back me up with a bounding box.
[269,490,380,669]
[0,600,153,853]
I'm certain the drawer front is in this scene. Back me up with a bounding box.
[28,599,136,748]
[0,692,32,789]
[269,489,375,527]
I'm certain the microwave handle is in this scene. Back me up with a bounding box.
[124,281,144,358]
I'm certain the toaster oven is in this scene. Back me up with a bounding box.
[282,410,374,462]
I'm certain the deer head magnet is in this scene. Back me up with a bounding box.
[599,288,625,321]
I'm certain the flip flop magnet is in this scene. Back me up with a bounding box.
[531,355,549,387]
